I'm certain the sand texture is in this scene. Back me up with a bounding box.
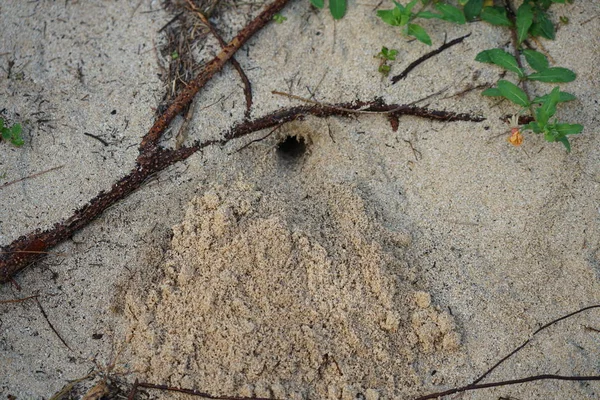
[1,0,600,399]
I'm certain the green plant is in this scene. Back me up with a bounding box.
[375,0,582,151]
[0,118,24,147]
[309,0,346,20]
[311,0,582,150]
[377,0,466,45]
[376,46,399,75]
[273,13,287,23]
[476,48,581,150]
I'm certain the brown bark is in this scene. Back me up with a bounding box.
[0,0,486,284]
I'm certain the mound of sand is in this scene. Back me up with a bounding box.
[125,180,459,399]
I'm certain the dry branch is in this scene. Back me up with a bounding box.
[0,0,485,284]
[415,304,600,399]
[0,99,483,283]
[139,0,288,155]
[0,0,290,284]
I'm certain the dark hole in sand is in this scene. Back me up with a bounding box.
[277,135,307,160]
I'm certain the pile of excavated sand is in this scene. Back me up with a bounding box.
[125,180,460,399]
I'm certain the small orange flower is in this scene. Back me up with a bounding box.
[507,115,523,147]
[508,127,523,146]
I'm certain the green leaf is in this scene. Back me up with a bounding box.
[11,124,22,136]
[435,3,466,24]
[329,0,346,19]
[536,86,561,125]
[407,23,432,46]
[379,64,391,75]
[497,80,530,107]
[310,0,324,9]
[379,46,398,60]
[392,0,405,12]
[405,0,419,14]
[532,91,576,104]
[556,136,571,152]
[481,6,512,27]
[464,0,484,22]
[1,129,10,140]
[481,87,502,97]
[475,49,524,78]
[522,49,549,72]
[530,12,555,39]
[516,3,534,45]
[528,67,576,82]
[415,11,442,19]
[554,123,583,135]
[524,121,542,133]
[378,9,401,26]
[0,118,4,131]
[474,50,492,63]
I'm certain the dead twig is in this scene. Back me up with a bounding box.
[83,132,110,146]
[0,165,64,189]
[0,294,38,304]
[185,0,253,119]
[134,381,280,400]
[0,98,483,284]
[271,86,454,115]
[415,375,600,400]
[472,304,600,385]
[0,0,291,283]
[391,33,471,83]
[35,297,72,351]
[232,120,287,153]
[139,0,288,155]
[415,304,600,399]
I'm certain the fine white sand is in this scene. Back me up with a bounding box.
[1,1,599,399]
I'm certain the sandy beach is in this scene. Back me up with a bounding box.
[1,1,599,398]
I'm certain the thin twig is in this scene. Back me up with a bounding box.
[35,297,72,351]
[0,250,67,256]
[271,86,451,115]
[127,379,139,400]
[0,165,64,189]
[415,304,600,399]
[185,0,253,119]
[83,132,109,146]
[139,0,288,155]
[472,304,600,385]
[0,294,38,304]
[137,382,280,400]
[391,33,471,83]
[232,120,287,153]
[0,97,483,284]
[158,12,184,33]
[415,375,600,400]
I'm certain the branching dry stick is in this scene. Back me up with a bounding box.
[133,381,279,400]
[391,33,471,83]
[0,0,485,284]
[185,0,254,119]
[415,304,600,399]
[138,0,288,156]
[414,375,600,400]
[0,0,290,284]
[0,99,483,283]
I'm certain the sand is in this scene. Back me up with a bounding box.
[1,0,599,399]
